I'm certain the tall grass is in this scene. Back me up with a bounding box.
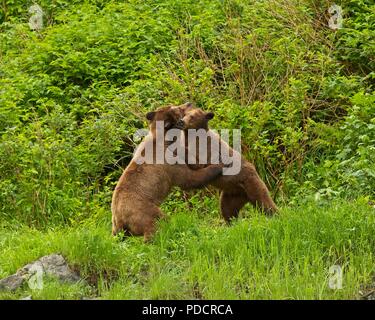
[1,197,374,299]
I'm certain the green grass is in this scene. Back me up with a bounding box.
[0,195,374,300]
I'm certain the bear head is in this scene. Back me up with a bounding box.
[176,107,214,131]
[146,102,194,135]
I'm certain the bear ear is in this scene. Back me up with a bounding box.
[146,111,156,121]
[205,112,214,120]
[180,102,194,112]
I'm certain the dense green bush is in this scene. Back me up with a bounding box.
[320,92,374,197]
[336,0,374,78]
[0,0,373,227]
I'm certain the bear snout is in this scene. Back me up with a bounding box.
[175,119,185,129]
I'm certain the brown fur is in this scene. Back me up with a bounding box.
[111,105,224,241]
[179,107,278,222]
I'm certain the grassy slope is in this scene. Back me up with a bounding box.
[1,195,374,300]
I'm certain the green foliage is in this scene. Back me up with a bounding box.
[0,0,374,299]
[1,0,373,225]
[336,0,375,77]
[322,92,375,197]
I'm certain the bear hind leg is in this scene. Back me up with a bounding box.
[240,168,277,215]
[220,191,248,223]
[136,207,166,243]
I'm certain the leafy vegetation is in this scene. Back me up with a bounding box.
[0,0,374,299]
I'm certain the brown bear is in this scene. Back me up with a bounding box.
[176,106,278,221]
[111,105,224,241]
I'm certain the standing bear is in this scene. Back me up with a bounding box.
[111,105,225,241]
[176,105,278,222]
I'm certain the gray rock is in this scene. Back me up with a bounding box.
[0,274,25,291]
[22,254,80,283]
[20,295,32,300]
[0,254,81,292]
[363,290,375,300]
